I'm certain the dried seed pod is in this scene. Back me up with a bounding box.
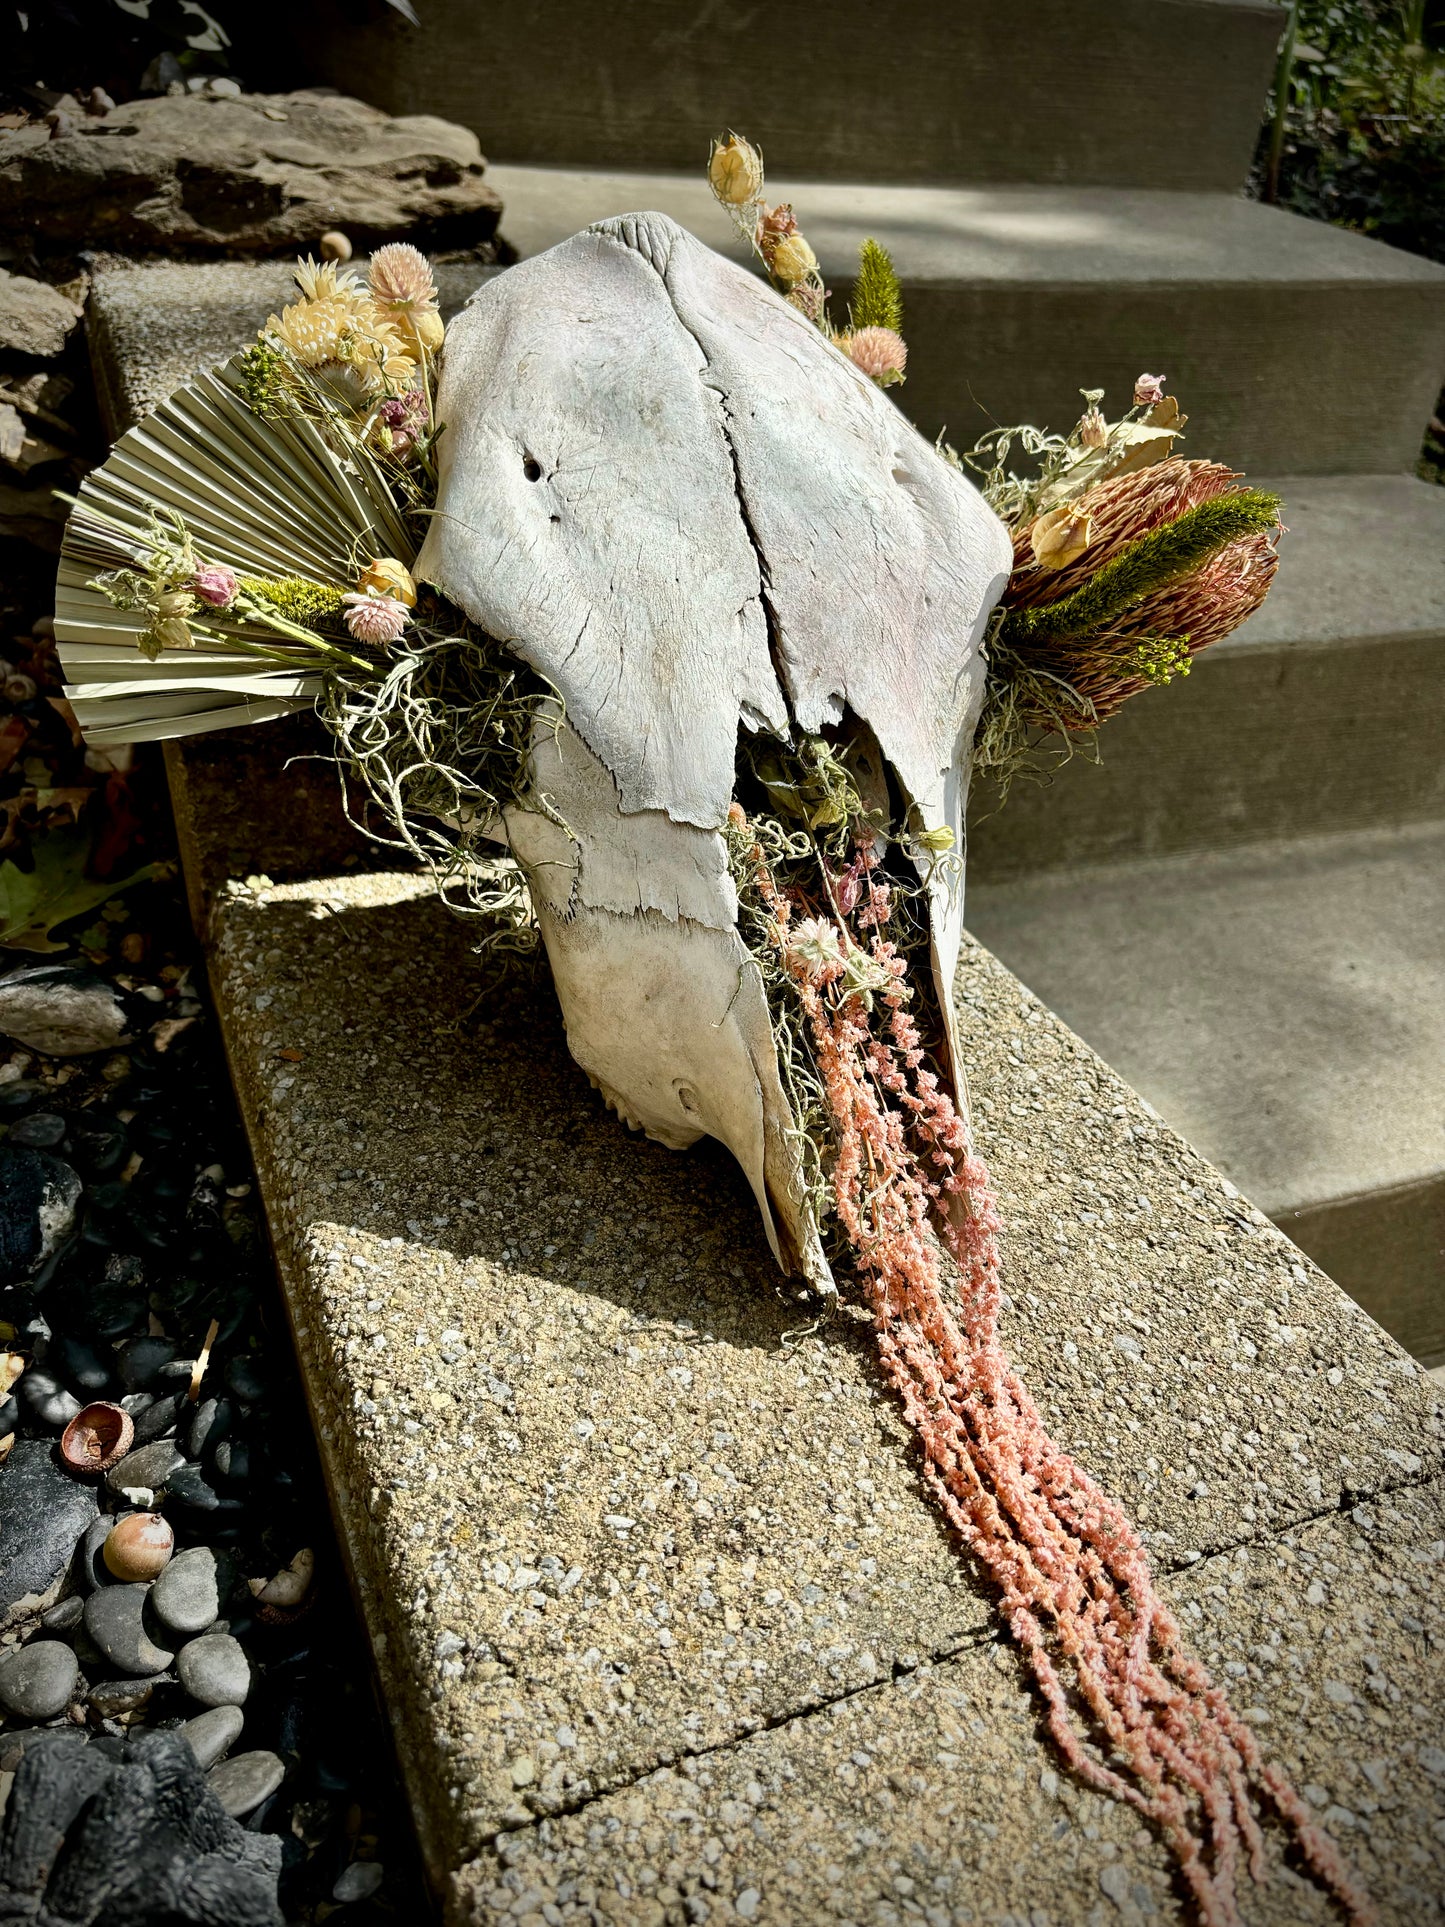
[103,1510,174,1581]
[60,1401,134,1476]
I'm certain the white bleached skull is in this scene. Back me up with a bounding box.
[416,212,1012,1293]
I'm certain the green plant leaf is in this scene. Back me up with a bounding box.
[0,823,152,954]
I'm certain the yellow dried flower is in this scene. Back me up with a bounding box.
[267,292,416,393]
[769,232,818,287]
[1029,504,1094,571]
[709,133,764,208]
[357,556,417,608]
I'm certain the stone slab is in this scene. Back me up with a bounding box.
[453,1477,1445,1926]
[966,821,1445,1361]
[192,851,1442,1902]
[291,0,1281,195]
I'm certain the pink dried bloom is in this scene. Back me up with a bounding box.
[190,564,237,608]
[1134,371,1167,407]
[367,242,438,316]
[734,815,1374,1927]
[845,326,907,386]
[786,282,825,325]
[342,591,409,646]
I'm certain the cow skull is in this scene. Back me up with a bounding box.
[416,212,1012,1291]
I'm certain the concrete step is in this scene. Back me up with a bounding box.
[964,821,1445,1364]
[293,0,1282,194]
[968,472,1445,879]
[485,163,1445,476]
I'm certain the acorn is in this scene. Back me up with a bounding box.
[103,1511,174,1581]
[60,1401,134,1476]
[319,230,353,262]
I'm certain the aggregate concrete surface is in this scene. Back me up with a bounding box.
[190,844,1442,1926]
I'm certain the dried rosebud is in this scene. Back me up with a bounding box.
[1077,403,1108,448]
[1134,372,1166,408]
[342,591,409,646]
[768,233,818,287]
[844,326,907,387]
[709,133,764,208]
[319,230,353,263]
[357,556,417,608]
[190,564,238,608]
[1029,504,1094,571]
[757,201,799,244]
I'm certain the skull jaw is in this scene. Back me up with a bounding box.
[528,893,834,1296]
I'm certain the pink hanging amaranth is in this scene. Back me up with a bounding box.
[738,812,1373,1927]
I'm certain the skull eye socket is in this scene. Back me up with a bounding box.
[522,453,543,482]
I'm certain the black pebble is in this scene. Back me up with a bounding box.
[8,1112,67,1150]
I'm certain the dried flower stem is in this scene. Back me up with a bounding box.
[737,815,1373,1927]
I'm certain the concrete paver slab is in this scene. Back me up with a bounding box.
[196,850,1442,1902]
[456,1479,1445,1925]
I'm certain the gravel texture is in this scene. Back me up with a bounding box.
[193,852,1443,1916]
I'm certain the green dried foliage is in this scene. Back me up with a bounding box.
[317,607,556,970]
[238,576,346,629]
[995,490,1282,650]
[851,238,903,335]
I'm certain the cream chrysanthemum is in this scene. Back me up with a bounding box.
[266,255,416,394]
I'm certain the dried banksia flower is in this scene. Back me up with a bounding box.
[1029,503,1093,571]
[844,326,908,388]
[709,133,764,207]
[343,591,410,646]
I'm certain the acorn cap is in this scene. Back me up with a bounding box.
[60,1401,134,1476]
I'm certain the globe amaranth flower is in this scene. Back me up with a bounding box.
[190,564,238,608]
[843,326,907,388]
[1134,372,1166,408]
[368,243,444,352]
[342,591,410,646]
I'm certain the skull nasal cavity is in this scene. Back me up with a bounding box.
[522,454,543,481]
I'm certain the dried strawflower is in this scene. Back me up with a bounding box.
[767,232,818,288]
[1029,503,1093,570]
[190,564,238,608]
[267,259,416,395]
[342,591,409,646]
[1134,372,1166,407]
[357,556,417,608]
[708,133,764,207]
[843,326,907,388]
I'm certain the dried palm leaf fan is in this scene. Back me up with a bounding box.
[55,174,1368,1927]
[57,357,413,745]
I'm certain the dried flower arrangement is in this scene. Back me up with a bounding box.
[54,158,1368,1927]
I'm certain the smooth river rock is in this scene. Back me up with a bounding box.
[83,1584,175,1676]
[0,1638,79,1719]
[151,1545,231,1637]
[207,1748,284,1818]
[0,1439,98,1619]
[179,1702,244,1771]
[176,1633,250,1708]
